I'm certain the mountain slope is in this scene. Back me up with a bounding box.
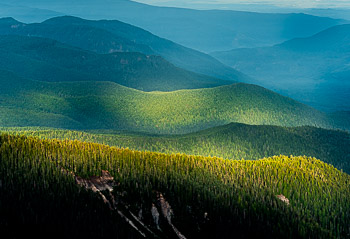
[0,35,231,91]
[279,24,350,52]
[0,0,344,52]
[0,70,337,134]
[3,123,349,174]
[212,24,350,112]
[0,16,247,82]
[1,134,350,238]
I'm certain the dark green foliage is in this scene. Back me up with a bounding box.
[0,134,142,239]
[1,134,349,238]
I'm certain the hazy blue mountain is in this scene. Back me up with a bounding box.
[0,3,63,23]
[145,2,350,21]
[0,35,231,91]
[0,0,344,52]
[0,16,246,82]
[211,24,350,112]
[249,7,350,22]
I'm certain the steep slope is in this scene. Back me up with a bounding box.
[212,24,350,112]
[0,35,230,91]
[0,0,344,52]
[0,70,336,133]
[1,134,350,238]
[3,123,349,174]
[0,16,246,82]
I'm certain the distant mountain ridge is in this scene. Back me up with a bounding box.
[0,2,64,23]
[0,0,345,52]
[0,34,232,91]
[211,24,350,112]
[278,24,350,52]
[0,16,247,83]
[0,36,235,91]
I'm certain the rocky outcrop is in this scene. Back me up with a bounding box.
[276,194,290,205]
[73,170,187,239]
[157,192,187,239]
[75,170,150,237]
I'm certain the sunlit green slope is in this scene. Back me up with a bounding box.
[3,123,349,173]
[0,70,335,133]
[1,134,349,238]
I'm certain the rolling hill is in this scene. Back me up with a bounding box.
[0,16,247,82]
[0,0,345,52]
[212,24,350,112]
[1,134,349,238]
[0,35,231,91]
[0,70,339,134]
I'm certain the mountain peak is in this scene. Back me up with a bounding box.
[42,15,86,24]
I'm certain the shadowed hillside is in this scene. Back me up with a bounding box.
[0,16,247,82]
[0,35,231,91]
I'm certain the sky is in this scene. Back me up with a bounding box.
[133,0,350,9]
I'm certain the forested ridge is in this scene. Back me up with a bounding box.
[0,134,349,238]
[0,16,246,82]
[0,71,343,134]
[0,35,230,91]
[2,123,349,174]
